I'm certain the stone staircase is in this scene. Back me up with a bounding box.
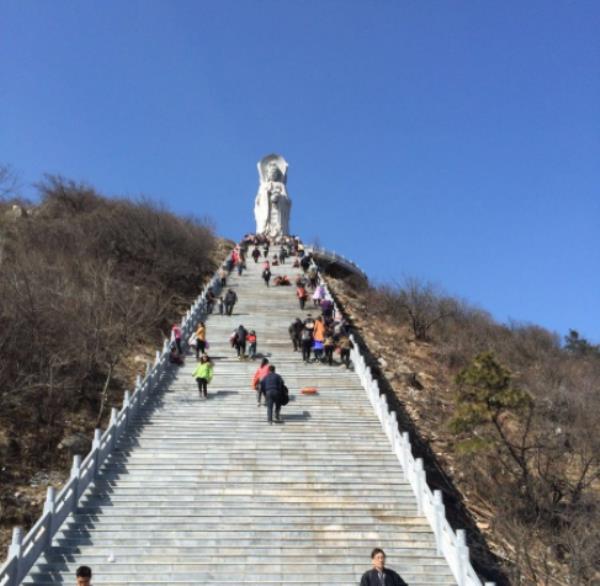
[24,253,456,585]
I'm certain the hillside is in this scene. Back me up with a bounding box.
[324,275,600,585]
[1,179,598,584]
[0,178,231,550]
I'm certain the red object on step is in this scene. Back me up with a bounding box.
[301,387,318,395]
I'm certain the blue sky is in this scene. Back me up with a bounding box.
[1,1,599,342]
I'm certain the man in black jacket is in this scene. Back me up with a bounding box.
[288,318,303,352]
[235,324,248,357]
[359,548,408,586]
[224,289,237,315]
[260,365,284,424]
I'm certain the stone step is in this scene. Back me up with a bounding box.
[96,472,406,483]
[53,534,438,547]
[61,520,432,532]
[37,555,451,568]
[31,562,453,575]
[32,569,453,585]
[78,502,420,513]
[22,568,456,586]
[101,457,403,465]
[44,546,444,558]
[89,477,410,488]
[110,446,404,458]
[80,495,414,505]
[55,521,431,532]
[112,437,392,445]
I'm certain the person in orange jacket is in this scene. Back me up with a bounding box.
[252,358,270,405]
[296,284,308,309]
[313,316,326,343]
[247,330,257,359]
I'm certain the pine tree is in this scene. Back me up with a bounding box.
[450,352,535,502]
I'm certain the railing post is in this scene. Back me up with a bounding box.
[401,432,410,476]
[110,408,118,449]
[455,529,468,586]
[415,458,425,514]
[380,395,388,427]
[378,393,386,422]
[8,526,23,586]
[390,410,398,429]
[433,489,444,555]
[145,360,153,390]
[123,391,131,427]
[154,350,161,366]
[92,428,102,474]
[135,374,145,404]
[372,379,380,400]
[393,430,403,467]
[387,410,397,442]
[43,486,55,543]
[71,454,81,502]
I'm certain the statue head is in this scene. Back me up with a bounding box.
[266,160,282,181]
[258,154,288,185]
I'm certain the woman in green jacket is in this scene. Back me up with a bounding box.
[192,354,213,399]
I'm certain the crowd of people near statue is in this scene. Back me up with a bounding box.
[167,231,356,421]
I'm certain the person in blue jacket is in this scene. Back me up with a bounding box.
[260,365,285,424]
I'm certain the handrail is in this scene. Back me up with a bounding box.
[305,245,368,281]
[319,278,494,586]
[0,251,234,586]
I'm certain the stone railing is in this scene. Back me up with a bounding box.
[320,280,494,586]
[305,245,368,281]
[0,255,231,586]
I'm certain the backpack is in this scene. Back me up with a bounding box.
[280,384,289,406]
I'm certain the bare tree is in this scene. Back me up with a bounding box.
[0,164,19,200]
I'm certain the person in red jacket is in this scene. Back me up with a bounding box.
[296,284,308,309]
[252,358,270,405]
[247,330,257,359]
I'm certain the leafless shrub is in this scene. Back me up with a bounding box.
[0,176,217,498]
[0,164,19,200]
[364,277,600,581]
[367,278,457,341]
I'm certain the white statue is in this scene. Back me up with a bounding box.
[254,154,292,239]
